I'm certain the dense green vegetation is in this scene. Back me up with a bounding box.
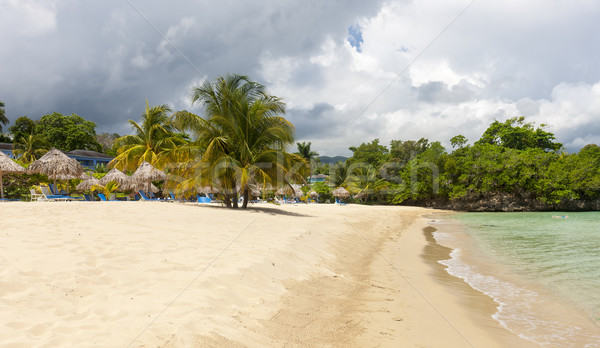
[1,84,598,210]
[327,117,599,210]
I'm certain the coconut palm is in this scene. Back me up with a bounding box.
[171,74,306,208]
[296,141,319,162]
[346,165,389,203]
[13,133,48,163]
[329,161,350,188]
[110,101,184,171]
[296,141,318,182]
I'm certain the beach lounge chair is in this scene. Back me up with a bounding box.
[196,194,211,204]
[97,193,108,201]
[40,186,70,201]
[169,191,185,202]
[139,191,160,201]
[30,189,43,202]
[335,198,348,205]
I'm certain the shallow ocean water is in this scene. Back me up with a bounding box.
[434,212,600,346]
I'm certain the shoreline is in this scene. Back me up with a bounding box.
[433,212,600,346]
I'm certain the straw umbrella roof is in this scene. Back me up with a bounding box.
[308,190,319,198]
[276,184,303,197]
[332,187,350,198]
[0,152,25,199]
[76,176,100,191]
[27,148,83,188]
[27,148,83,176]
[0,152,25,174]
[131,161,166,183]
[100,168,131,187]
[128,181,159,193]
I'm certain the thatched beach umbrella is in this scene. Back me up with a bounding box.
[100,168,131,188]
[332,187,350,199]
[276,184,302,197]
[0,152,25,199]
[76,176,100,191]
[27,148,83,191]
[129,181,159,193]
[131,161,166,193]
[308,190,319,198]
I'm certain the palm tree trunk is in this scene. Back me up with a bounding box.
[241,188,249,209]
[0,172,4,199]
[232,192,239,208]
[231,182,239,208]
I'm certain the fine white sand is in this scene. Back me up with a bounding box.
[0,202,532,347]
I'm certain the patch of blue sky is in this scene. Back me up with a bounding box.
[347,24,363,52]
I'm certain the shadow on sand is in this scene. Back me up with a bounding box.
[189,203,311,217]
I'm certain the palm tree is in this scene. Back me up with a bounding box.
[296,141,319,183]
[329,161,350,188]
[0,101,7,132]
[346,164,389,203]
[296,141,319,162]
[171,74,306,208]
[110,101,184,171]
[13,133,48,163]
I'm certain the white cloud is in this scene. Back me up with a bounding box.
[1,0,600,156]
[0,0,57,38]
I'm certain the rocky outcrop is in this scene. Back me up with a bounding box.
[400,193,600,212]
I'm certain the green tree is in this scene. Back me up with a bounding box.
[35,112,101,151]
[13,133,49,163]
[295,141,319,181]
[8,116,36,143]
[0,101,7,132]
[296,141,319,162]
[476,116,562,152]
[329,161,350,188]
[111,102,184,171]
[347,138,389,168]
[346,164,389,203]
[171,74,305,209]
[390,138,429,163]
[450,135,468,149]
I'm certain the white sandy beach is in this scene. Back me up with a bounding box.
[0,202,533,347]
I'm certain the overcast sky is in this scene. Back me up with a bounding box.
[1,0,600,155]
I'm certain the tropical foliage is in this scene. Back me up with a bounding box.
[110,102,184,171]
[169,74,306,208]
[35,112,101,151]
[0,100,7,133]
[13,133,48,163]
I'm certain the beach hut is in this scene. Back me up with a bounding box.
[0,151,25,199]
[27,148,84,192]
[131,161,166,194]
[332,187,350,199]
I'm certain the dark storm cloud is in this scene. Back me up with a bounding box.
[287,103,338,139]
[0,0,384,135]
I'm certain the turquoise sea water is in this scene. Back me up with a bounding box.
[434,212,600,346]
